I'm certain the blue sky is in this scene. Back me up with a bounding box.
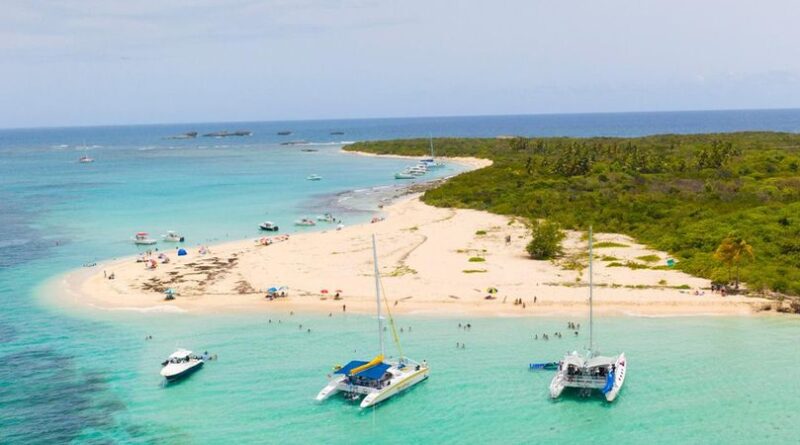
[2,0,799,128]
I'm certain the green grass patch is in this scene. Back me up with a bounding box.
[636,254,661,263]
[475,230,487,236]
[468,257,485,262]
[594,241,629,248]
[462,269,487,273]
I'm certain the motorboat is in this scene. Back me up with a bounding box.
[133,232,157,245]
[306,174,322,181]
[317,213,335,223]
[316,235,429,409]
[162,231,185,242]
[407,165,427,176]
[549,227,627,402]
[394,172,415,180]
[160,349,204,382]
[294,218,316,227]
[277,131,292,136]
[259,221,279,231]
[78,155,94,163]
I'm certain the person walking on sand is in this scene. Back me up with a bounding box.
[342,304,346,312]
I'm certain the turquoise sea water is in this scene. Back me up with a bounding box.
[1,111,799,444]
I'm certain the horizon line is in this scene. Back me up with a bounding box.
[2,106,799,132]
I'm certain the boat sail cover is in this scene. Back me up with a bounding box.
[335,360,390,380]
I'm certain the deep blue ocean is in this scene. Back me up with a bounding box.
[1,110,799,444]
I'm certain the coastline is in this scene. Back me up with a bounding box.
[43,151,770,318]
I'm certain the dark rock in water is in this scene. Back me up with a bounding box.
[202,130,253,138]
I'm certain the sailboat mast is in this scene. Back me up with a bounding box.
[588,226,594,353]
[372,234,385,356]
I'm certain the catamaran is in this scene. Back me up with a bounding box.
[316,235,429,409]
[419,137,444,169]
[549,227,627,402]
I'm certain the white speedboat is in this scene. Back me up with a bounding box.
[259,221,279,231]
[306,174,322,181]
[549,227,627,402]
[162,231,185,242]
[316,235,429,409]
[408,165,427,175]
[394,172,415,180]
[160,349,204,382]
[78,155,94,163]
[133,232,157,245]
[294,218,316,226]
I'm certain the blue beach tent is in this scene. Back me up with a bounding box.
[177,248,187,256]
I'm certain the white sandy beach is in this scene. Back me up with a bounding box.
[52,152,767,317]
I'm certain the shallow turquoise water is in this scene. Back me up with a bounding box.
[2,114,800,444]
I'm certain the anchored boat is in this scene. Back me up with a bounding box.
[549,227,627,402]
[162,231,185,242]
[160,349,204,382]
[133,232,157,245]
[316,235,429,409]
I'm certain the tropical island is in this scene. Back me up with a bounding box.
[346,132,800,303]
[54,132,800,316]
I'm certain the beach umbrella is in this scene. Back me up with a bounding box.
[666,258,675,267]
[165,288,175,295]
[268,287,278,293]
[487,287,498,294]
[177,248,187,256]
[335,289,343,293]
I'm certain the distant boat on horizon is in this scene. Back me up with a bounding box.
[277,131,292,136]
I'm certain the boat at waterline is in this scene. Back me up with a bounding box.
[78,155,94,163]
[306,174,322,181]
[162,231,185,242]
[420,137,445,168]
[259,221,279,231]
[133,232,157,245]
[294,218,316,227]
[394,172,415,180]
[160,349,204,382]
[316,235,429,409]
[549,227,627,402]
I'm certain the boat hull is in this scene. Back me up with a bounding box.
[360,367,429,409]
[161,361,204,382]
[604,353,627,402]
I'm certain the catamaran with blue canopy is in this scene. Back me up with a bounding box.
[316,235,429,409]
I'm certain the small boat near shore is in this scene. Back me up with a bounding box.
[316,235,429,409]
[306,174,322,181]
[162,231,185,242]
[259,221,279,231]
[394,172,415,180]
[160,349,204,382]
[316,213,335,223]
[294,218,316,227]
[78,155,94,163]
[133,232,157,245]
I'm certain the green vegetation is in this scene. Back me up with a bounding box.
[475,230,487,235]
[594,241,629,248]
[713,233,754,288]
[462,269,488,274]
[636,254,661,263]
[526,220,566,259]
[468,257,486,262]
[346,132,800,295]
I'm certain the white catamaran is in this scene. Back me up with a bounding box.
[316,235,429,409]
[549,227,627,402]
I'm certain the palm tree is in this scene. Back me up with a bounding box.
[714,234,754,289]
